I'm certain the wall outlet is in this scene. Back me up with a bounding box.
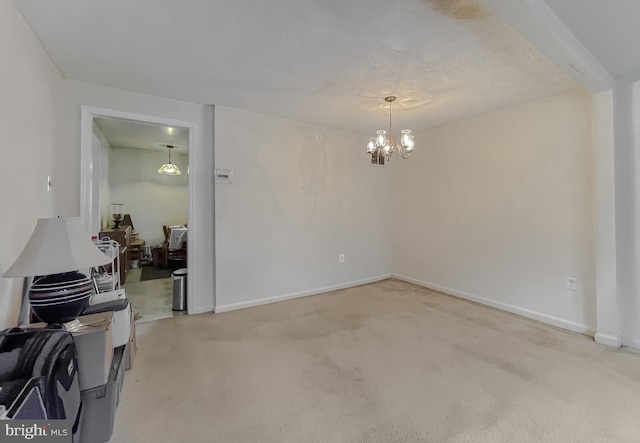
[339,254,345,264]
[566,276,577,290]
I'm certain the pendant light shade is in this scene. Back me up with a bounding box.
[158,145,181,175]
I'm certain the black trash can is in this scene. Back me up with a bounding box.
[172,268,188,311]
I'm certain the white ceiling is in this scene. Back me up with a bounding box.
[12,0,633,134]
[544,0,640,79]
[95,117,189,153]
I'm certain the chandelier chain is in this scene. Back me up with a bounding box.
[388,100,393,146]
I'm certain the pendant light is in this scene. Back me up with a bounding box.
[158,145,181,175]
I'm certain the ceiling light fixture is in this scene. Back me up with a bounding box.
[366,96,414,163]
[158,144,181,175]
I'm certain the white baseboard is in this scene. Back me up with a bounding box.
[188,306,214,315]
[595,332,622,348]
[392,273,596,336]
[621,335,640,350]
[215,274,391,313]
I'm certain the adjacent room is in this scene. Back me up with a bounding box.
[2,0,640,441]
[93,117,190,322]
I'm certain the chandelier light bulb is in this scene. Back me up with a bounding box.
[366,96,415,163]
[366,138,376,153]
[401,129,414,151]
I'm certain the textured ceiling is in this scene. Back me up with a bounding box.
[95,118,189,153]
[14,0,579,134]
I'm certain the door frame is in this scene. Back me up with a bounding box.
[80,105,205,315]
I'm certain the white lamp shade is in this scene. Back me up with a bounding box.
[2,217,111,277]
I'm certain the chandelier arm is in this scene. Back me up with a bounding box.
[397,144,412,159]
[366,95,413,163]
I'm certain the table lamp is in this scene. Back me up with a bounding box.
[2,217,111,324]
[111,203,124,229]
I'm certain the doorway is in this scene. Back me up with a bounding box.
[80,106,215,318]
[96,117,189,321]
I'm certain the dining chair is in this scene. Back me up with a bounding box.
[162,225,187,267]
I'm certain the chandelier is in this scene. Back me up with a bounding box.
[366,96,414,163]
[158,144,181,175]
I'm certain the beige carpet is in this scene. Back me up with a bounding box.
[110,279,640,442]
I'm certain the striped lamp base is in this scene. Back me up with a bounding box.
[29,271,92,324]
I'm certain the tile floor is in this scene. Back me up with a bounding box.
[124,267,182,323]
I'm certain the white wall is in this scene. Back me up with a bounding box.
[0,0,67,328]
[605,76,640,349]
[109,147,188,246]
[392,90,597,334]
[593,89,620,347]
[65,81,215,314]
[93,122,113,230]
[215,106,391,310]
[622,79,640,347]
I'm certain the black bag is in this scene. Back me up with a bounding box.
[0,378,47,419]
[0,327,82,431]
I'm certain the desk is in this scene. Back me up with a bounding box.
[129,239,145,262]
